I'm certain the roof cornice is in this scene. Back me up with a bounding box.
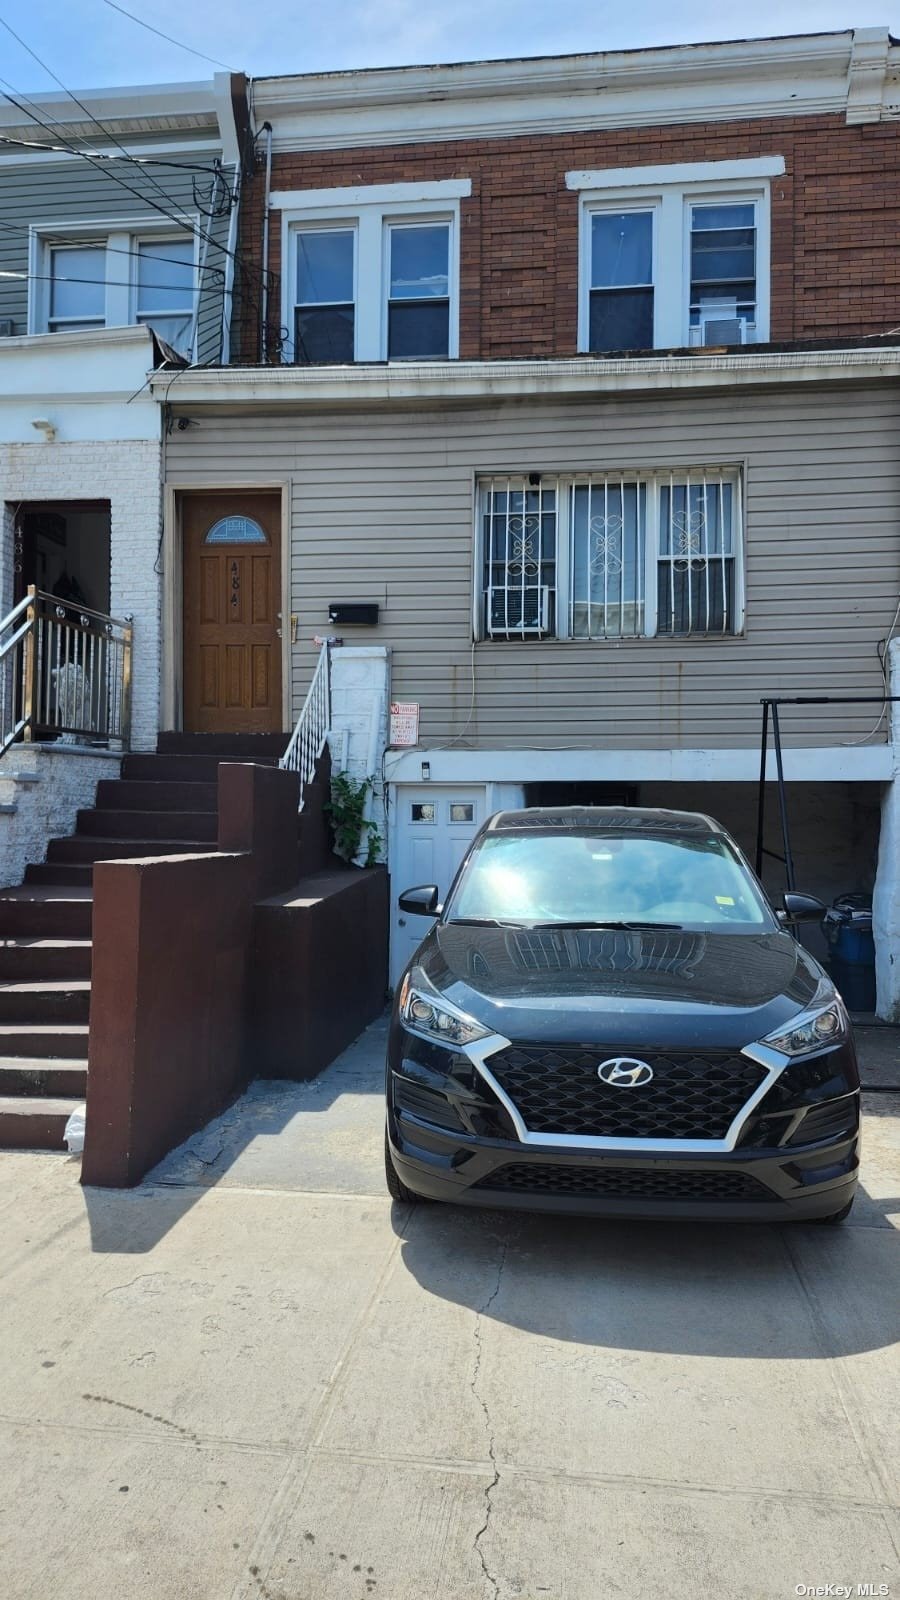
[0,80,219,143]
[251,28,900,151]
[149,349,900,410]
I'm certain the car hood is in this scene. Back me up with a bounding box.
[413,922,826,1052]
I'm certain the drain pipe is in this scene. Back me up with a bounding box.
[260,121,273,362]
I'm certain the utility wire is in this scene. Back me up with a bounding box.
[98,0,238,73]
[0,213,225,279]
[0,13,204,221]
[0,130,230,176]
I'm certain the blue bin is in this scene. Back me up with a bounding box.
[822,894,876,1012]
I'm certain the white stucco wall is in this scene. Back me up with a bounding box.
[0,745,121,888]
[327,645,391,864]
[0,439,162,752]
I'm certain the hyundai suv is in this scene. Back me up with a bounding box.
[385,808,860,1222]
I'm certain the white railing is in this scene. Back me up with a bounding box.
[279,640,331,809]
[0,586,133,760]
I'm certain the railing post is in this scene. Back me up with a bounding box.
[21,585,37,743]
[120,620,134,749]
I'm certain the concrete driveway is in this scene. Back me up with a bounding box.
[0,1017,898,1600]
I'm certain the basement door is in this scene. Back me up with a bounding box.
[390,785,486,986]
[182,491,283,734]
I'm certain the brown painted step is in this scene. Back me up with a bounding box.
[157,732,288,757]
[48,836,219,863]
[0,1057,87,1096]
[123,753,276,783]
[0,1096,80,1150]
[0,939,92,981]
[0,889,92,939]
[0,1023,89,1059]
[0,980,91,1024]
[76,809,217,841]
[95,778,219,811]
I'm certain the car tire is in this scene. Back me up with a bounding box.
[815,1196,855,1225]
[384,1129,423,1203]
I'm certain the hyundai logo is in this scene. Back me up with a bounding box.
[597,1057,654,1087]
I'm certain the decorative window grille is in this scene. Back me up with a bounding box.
[482,477,557,638]
[657,473,737,635]
[478,469,741,641]
[571,478,647,639]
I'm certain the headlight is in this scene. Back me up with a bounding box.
[762,995,848,1059]
[399,974,490,1048]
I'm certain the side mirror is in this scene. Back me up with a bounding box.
[398,884,441,918]
[782,891,827,923]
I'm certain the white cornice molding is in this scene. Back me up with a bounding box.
[0,81,219,144]
[149,348,900,408]
[251,29,900,151]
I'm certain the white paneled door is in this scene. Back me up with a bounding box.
[390,785,486,986]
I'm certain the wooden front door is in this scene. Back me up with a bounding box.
[182,492,283,734]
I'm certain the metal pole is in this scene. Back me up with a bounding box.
[260,122,273,362]
[755,699,769,877]
[771,702,796,891]
[22,585,37,742]
[120,623,134,748]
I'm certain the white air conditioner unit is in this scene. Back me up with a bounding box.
[689,300,756,348]
[488,585,551,637]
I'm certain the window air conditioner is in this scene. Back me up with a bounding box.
[0,318,14,338]
[488,585,551,637]
[689,301,756,348]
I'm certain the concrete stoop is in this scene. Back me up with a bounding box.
[0,735,288,1151]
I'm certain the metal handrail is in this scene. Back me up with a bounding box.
[279,640,331,810]
[1,586,134,759]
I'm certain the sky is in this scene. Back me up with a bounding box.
[0,0,894,90]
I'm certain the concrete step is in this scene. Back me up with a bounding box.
[95,779,219,811]
[0,1023,89,1059]
[0,1056,87,1097]
[0,1095,80,1150]
[25,863,95,887]
[76,808,218,841]
[0,939,92,981]
[0,980,91,1025]
[47,835,219,863]
[0,889,92,939]
[123,754,238,783]
[157,732,287,758]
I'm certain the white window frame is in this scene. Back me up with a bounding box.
[474,468,745,642]
[27,215,201,356]
[275,179,470,363]
[292,220,358,364]
[571,158,779,352]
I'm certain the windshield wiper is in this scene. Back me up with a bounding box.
[446,916,531,927]
[526,920,684,931]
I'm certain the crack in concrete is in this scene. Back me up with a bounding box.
[470,1237,510,1600]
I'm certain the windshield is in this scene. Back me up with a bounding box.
[445,828,774,931]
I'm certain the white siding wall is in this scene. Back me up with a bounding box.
[165,383,900,751]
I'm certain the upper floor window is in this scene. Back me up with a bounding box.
[275,179,470,364]
[570,157,779,353]
[31,221,199,356]
[478,469,743,641]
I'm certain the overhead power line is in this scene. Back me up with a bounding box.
[0,130,229,176]
[98,0,238,73]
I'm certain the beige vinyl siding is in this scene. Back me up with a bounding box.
[164,382,900,749]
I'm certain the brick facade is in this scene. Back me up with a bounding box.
[236,113,900,363]
[0,440,162,751]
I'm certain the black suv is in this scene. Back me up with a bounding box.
[385,807,860,1222]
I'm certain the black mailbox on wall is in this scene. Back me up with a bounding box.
[328,603,379,625]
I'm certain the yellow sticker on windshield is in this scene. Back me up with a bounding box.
[715,895,735,905]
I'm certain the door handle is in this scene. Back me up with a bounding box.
[398,917,406,926]
[275,627,283,638]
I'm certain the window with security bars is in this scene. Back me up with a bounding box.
[481,478,557,638]
[479,470,741,640]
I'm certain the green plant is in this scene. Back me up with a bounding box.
[327,771,383,865]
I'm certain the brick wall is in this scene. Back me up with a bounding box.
[0,440,162,750]
[237,113,900,361]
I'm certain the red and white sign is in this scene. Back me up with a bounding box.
[390,701,420,746]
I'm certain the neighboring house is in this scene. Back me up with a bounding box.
[155,27,900,1014]
[0,74,247,876]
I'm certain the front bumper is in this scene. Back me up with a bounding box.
[387,1112,859,1219]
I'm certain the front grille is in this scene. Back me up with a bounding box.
[485,1045,767,1140]
[474,1163,773,1202]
